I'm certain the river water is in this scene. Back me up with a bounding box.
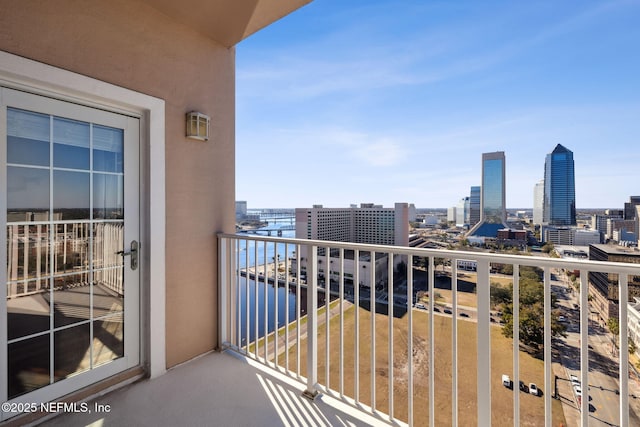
[235,219,327,345]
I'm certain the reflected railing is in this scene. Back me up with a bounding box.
[218,233,640,427]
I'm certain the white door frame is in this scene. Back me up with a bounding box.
[0,50,166,410]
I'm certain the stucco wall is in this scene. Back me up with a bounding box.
[0,0,235,368]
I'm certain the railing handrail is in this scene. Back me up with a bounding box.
[218,232,640,275]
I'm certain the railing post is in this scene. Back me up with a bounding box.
[218,236,232,349]
[303,244,319,400]
[619,274,629,427]
[218,236,227,349]
[476,259,491,427]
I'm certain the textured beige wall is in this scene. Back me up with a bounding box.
[0,0,236,368]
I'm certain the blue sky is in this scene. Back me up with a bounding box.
[236,0,640,209]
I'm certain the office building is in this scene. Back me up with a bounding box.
[608,219,636,243]
[457,197,470,227]
[625,196,640,220]
[533,180,544,226]
[468,151,508,237]
[543,144,576,226]
[469,186,481,227]
[589,244,640,323]
[447,206,457,223]
[235,201,248,219]
[541,226,600,246]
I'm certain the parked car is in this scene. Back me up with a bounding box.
[459,312,470,318]
[529,383,539,396]
[415,303,426,310]
[519,381,528,392]
[433,306,441,312]
[558,315,567,322]
[573,385,582,397]
[502,374,513,389]
[444,308,453,314]
[570,374,580,387]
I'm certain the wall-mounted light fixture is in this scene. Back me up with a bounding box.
[186,111,210,141]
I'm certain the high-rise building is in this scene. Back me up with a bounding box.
[533,180,544,226]
[589,244,640,323]
[295,203,409,247]
[456,197,470,227]
[543,144,576,226]
[447,206,457,223]
[469,186,481,227]
[624,196,640,220]
[295,203,410,288]
[235,201,248,219]
[468,151,507,237]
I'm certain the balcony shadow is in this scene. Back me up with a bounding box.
[43,350,396,427]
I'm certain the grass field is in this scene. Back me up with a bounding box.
[278,304,566,427]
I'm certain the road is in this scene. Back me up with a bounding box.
[551,269,640,427]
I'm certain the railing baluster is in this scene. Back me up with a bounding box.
[263,241,268,361]
[371,250,376,413]
[620,273,629,427]
[388,252,394,421]
[355,249,360,404]
[580,270,589,425]
[325,246,330,391]
[429,256,435,427]
[303,244,318,399]
[285,243,290,371]
[543,267,552,427]
[296,243,301,379]
[408,254,414,427]
[254,240,259,358]
[236,238,241,350]
[245,239,250,354]
[476,259,491,427]
[274,241,279,368]
[452,257,458,427]
[513,263,520,427]
[339,247,344,398]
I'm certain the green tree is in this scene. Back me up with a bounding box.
[490,282,512,308]
[608,317,620,337]
[541,242,555,254]
[629,337,637,355]
[501,273,565,349]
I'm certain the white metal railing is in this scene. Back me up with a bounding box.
[218,233,640,427]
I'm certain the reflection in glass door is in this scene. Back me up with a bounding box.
[1,88,139,406]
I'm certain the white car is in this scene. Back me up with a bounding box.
[529,383,539,396]
[573,385,582,397]
[570,374,581,387]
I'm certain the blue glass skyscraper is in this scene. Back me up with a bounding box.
[468,152,507,237]
[543,144,576,226]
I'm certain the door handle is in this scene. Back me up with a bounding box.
[116,240,139,270]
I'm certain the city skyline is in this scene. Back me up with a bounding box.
[236,0,640,209]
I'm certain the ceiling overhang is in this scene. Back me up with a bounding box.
[141,0,312,48]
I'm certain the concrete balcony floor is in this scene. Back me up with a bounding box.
[41,350,396,427]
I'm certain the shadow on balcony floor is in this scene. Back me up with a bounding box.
[42,350,396,427]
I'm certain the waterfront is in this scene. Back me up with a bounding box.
[236,219,315,345]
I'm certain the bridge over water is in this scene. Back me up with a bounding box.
[237,225,295,236]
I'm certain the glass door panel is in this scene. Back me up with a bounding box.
[2,88,139,406]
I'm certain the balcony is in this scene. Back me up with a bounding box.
[45,234,640,427]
